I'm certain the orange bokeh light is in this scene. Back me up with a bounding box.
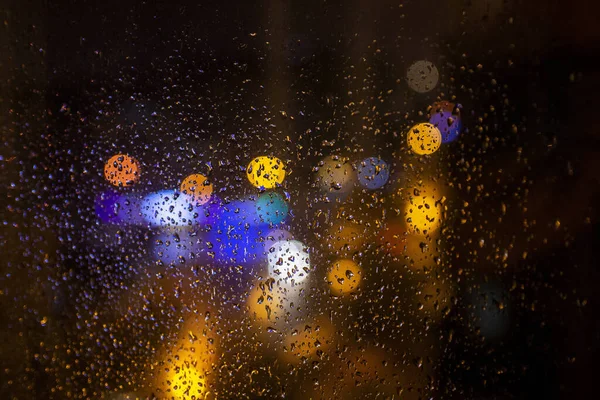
[104,154,140,187]
[327,259,362,295]
[180,173,213,205]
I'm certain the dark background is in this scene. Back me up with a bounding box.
[2,0,600,398]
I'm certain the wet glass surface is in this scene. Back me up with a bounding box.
[1,0,599,398]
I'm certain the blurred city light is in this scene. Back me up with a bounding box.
[180,173,213,205]
[407,123,442,155]
[104,154,141,187]
[246,156,286,189]
[356,157,390,190]
[406,60,439,93]
[327,259,362,295]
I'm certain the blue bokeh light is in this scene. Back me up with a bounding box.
[429,110,462,143]
[256,192,289,225]
[141,190,196,227]
[357,157,390,190]
[205,199,267,266]
[95,190,143,225]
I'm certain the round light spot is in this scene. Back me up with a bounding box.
[404,187,442,235]
[256,192,289,225]
[104,154,140,187]
[406,60,439,93]
[246,156,286,189]
[407,123,442,155]
[315,155,355,194]
[180,173,213,205]
[429,101,462,143]
[327,259,362,295]
[357,157,390,190]
[151,230,201,266]
[267,240,310,283]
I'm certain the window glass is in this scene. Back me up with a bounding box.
[1,0,598,398]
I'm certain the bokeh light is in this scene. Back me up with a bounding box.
[256,192,289,225]
[406,60,439,93]
[141,190,195,227]
[407,123,442,155]
[404,184,443,235]
[167,364,207,399]
[217,198,260,227]
[95,190,124,224]
[246,156,286,189]
[151,229,203,266]
[356,157,390,190]
[327,259,362,295]
[208,224,266,266]
[103,154,140,187]
[180,173,213,205]
[156,317,217,399]
[95,190,144,225]
[315,155,355,198]
[246,280,288,324]
[206,198,267,265]
[267,240,310,284]
[264,229,294,252]
[429,101,462,143]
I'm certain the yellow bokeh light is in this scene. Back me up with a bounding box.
[246,280,287,324]
[180,173,213,205]
[155,317,217,399]
[246,156,286,189]
[168,363,207,399]
[407,123,442,155]
[327,259,361,295]
[104,154,140,187]
[404,187,442,235]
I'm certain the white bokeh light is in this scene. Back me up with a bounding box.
[141,190,195,227]
[267,240,311,283]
